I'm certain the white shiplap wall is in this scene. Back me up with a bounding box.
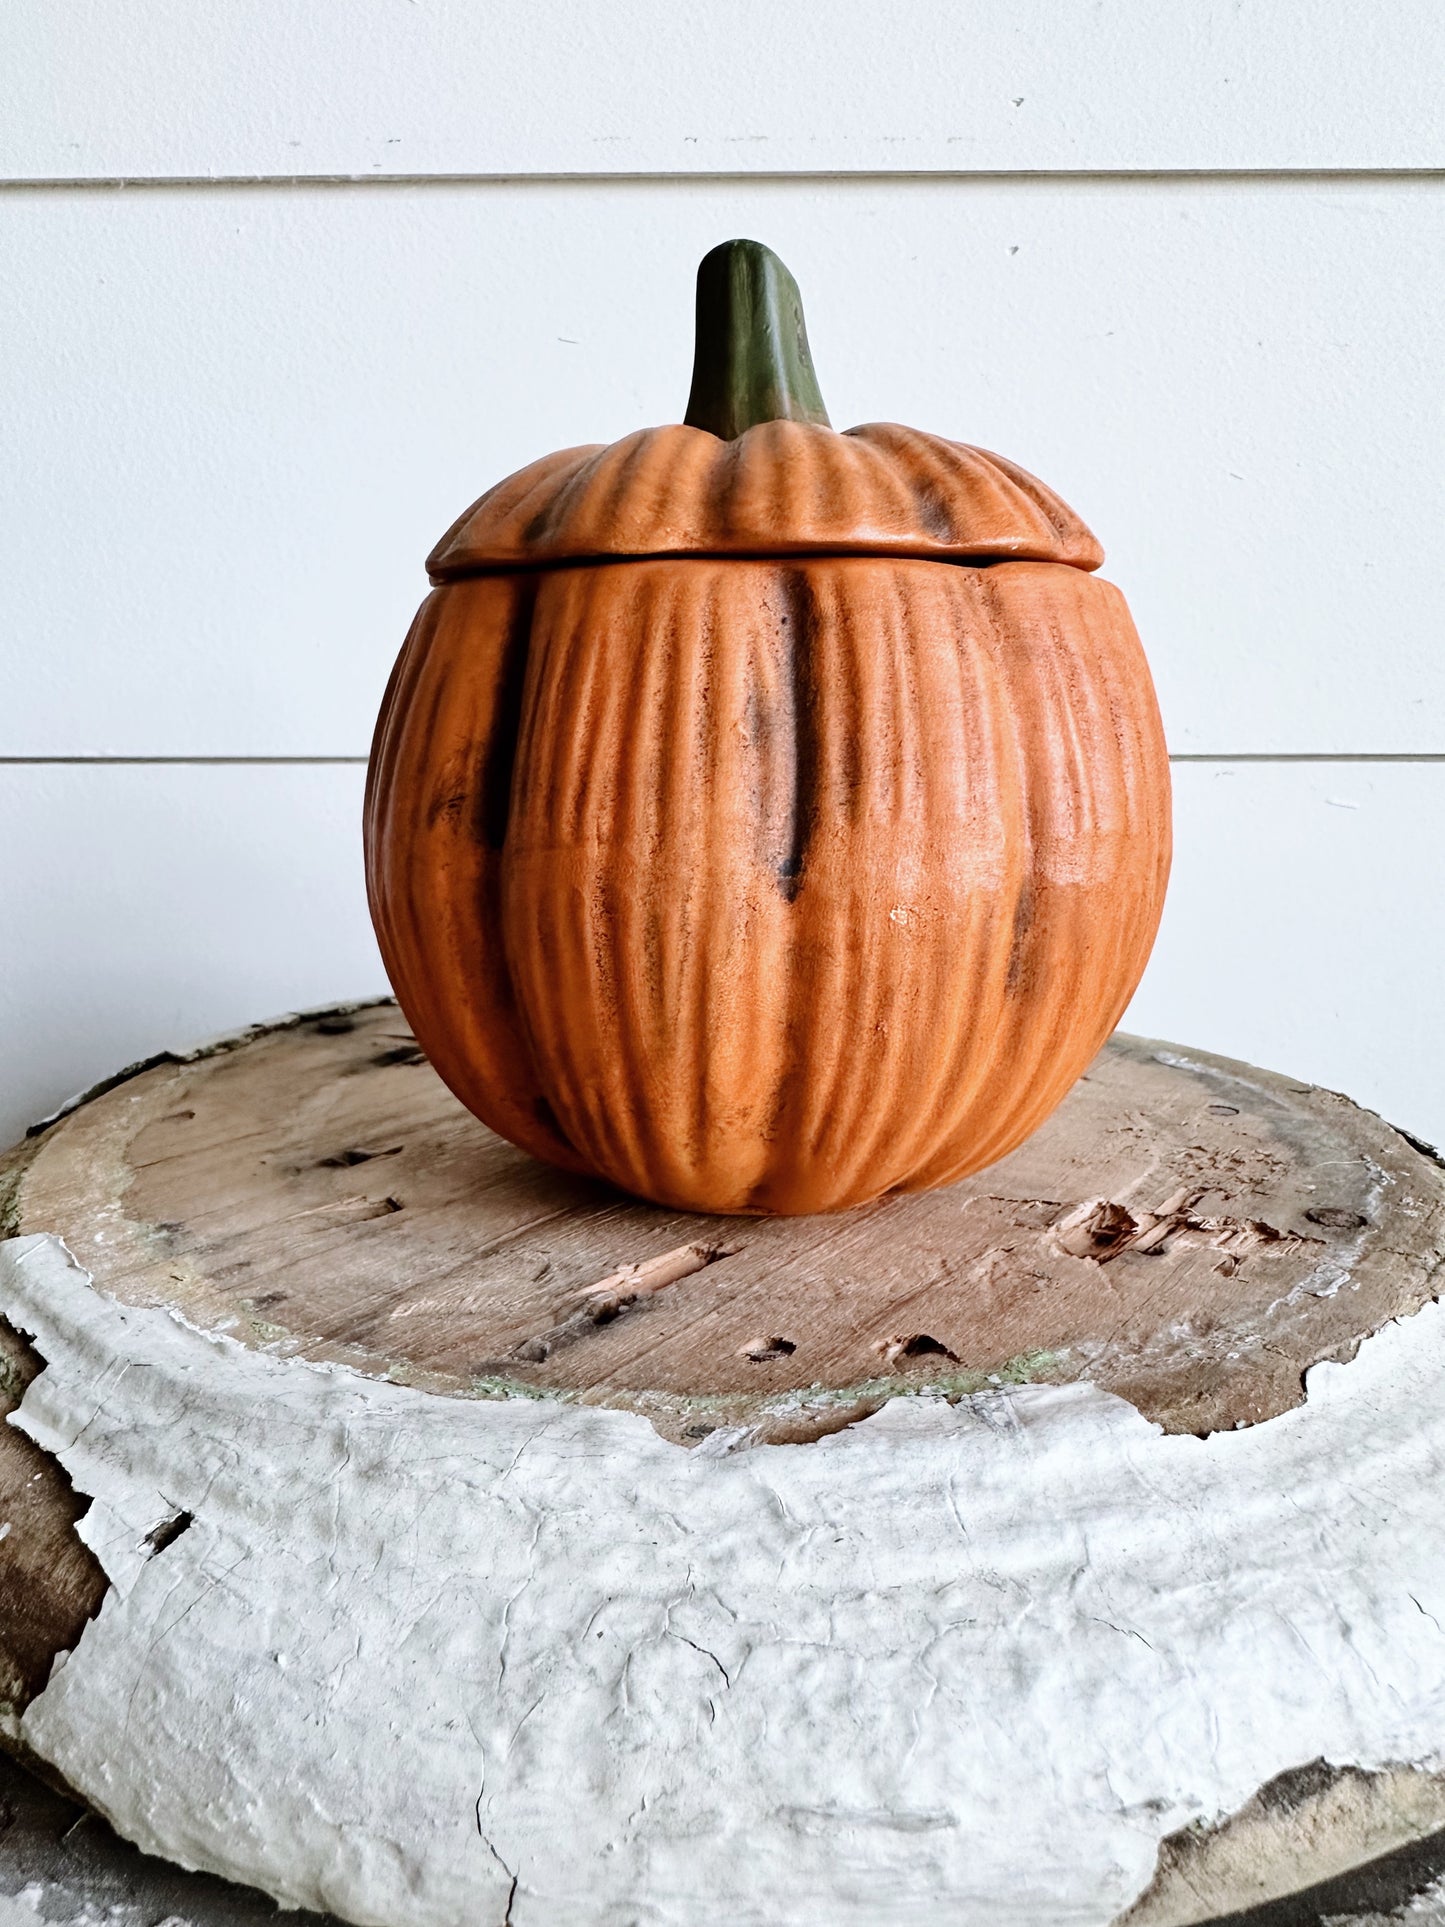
[4,1,1443,1150]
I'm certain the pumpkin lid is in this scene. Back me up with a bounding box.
[427,243,1104,582]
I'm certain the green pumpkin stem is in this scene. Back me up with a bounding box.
[683,239,831,440]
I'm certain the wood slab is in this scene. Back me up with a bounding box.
[5,1001,1443,1434]
[1,998,1442,1730]
[2,1000,1444,1923]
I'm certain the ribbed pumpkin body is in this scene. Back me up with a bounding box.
[366,536,1170,1213]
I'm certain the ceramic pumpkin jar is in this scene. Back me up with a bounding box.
[365,240,1171,1215]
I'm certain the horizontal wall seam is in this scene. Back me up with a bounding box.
[1167,753,1445,764]
[0,756,372,765]
[3,755,1445,768]
[3,168,1445,194]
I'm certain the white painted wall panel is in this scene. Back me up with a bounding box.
[1124,762,1445,1156]
[1,762,1440,1160]
[4,178,1442,757]
[0,764,384,1146]
[4,0,1443,180]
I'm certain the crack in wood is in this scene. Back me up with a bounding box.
[503,1242,740,1365]
[1051,1190,1320,1266]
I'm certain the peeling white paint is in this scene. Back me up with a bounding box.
[3,1232,1445,1927]
[0,1888,57,1927]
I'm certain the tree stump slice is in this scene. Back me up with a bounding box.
[1,1002,1443,1927]
[2,1001,1440,1451]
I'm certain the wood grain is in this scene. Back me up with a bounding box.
[3,1002,1440,1451]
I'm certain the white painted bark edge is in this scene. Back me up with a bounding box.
[3,1231,1444,1927]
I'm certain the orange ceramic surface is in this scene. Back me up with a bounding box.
[425,422,1104,576]
[364,243,1171,1214]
